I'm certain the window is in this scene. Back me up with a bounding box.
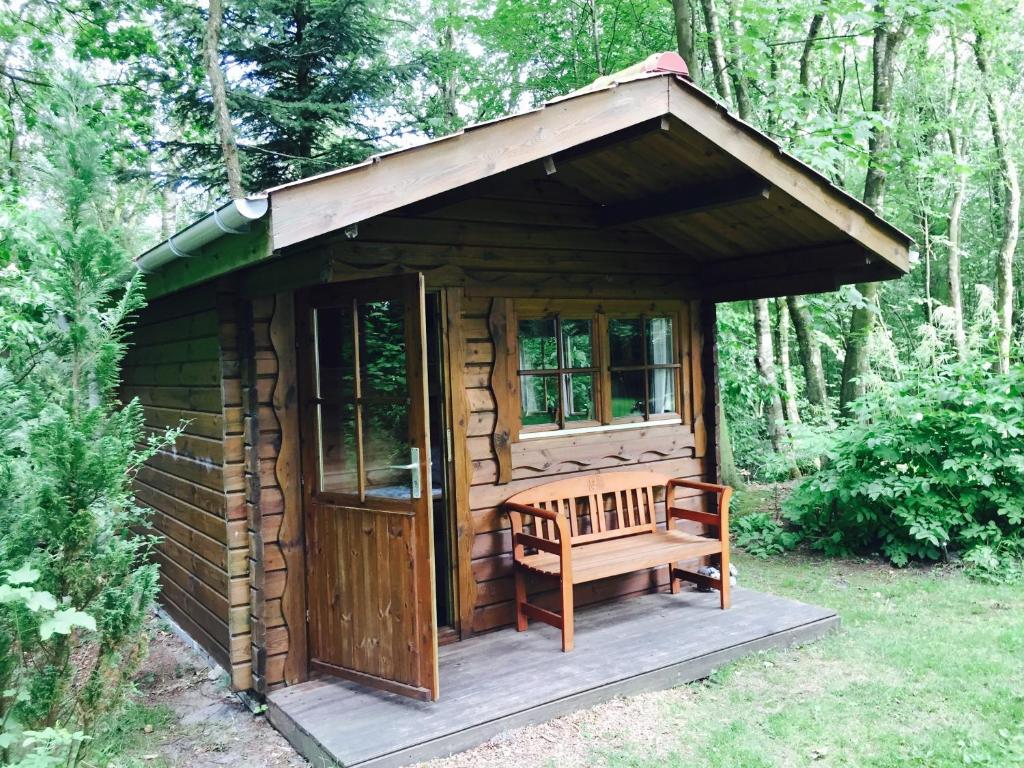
[518,317,598,430]
[516,306,683,436]
[609,317,678,421]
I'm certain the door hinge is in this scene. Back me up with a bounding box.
[446,428,453,463]
[305,609,310,623]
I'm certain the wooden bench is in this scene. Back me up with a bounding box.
[505,470,732,651]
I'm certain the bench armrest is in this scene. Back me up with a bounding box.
[506,502,571,539]
[505,502,572,566]
[506,501,563,523]
[666,478,732,540]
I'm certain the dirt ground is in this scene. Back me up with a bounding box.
[131,621,306,767]
[131,618,678,768]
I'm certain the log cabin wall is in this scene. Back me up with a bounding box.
[303,174,720,635]
[457,294,715,634]
[223,172,724,685]
[122,281,251,688]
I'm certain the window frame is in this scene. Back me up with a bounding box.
[512,299,688,441]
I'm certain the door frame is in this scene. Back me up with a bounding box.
[439,287,476,641]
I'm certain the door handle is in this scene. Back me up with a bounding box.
[385,447,421,499]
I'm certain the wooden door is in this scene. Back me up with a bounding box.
[298,274,439,701]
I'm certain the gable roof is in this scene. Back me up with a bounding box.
[139,53,911,300]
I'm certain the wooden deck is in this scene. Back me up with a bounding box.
[268,588,838,768]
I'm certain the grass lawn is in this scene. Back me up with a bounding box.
[98,552,1023,767]
[587,553,1024,768]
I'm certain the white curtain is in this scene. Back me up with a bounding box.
[520,344,540,415]
[649,318,675,414]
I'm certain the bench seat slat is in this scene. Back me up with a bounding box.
[520,530,722,584]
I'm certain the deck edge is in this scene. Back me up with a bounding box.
[269,611,840,768]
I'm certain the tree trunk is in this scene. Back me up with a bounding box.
[204,0,244,198]
[698,0,732,103]
[839,4,905,415]
[974,29,1019,375]
[946,32,967,361]
[799,4,827,89]
[160,188,177,239]
[786,295,828,409]
[754,298,790,454]
[717,398,744,489]
[726,0,752,119]
[775,299,801,425]
[671,0,696,75]
[586,0,603,75]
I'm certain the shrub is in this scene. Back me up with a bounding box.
[785,359,1024,573]
[732,512,800,559]
[0,79,175,766]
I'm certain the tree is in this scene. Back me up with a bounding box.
[672,0,696,72]
[839,1,908,415]
[945,30,968,360]
[974,27,1019,375]
[224,0,399,189]
[204,0,244,197]
[787,295,828,410]
[0,77,174,765]
[775,298,802,425]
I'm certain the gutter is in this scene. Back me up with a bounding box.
[136,195,269,273]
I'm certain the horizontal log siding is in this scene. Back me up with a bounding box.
[459,295,714,635]
[122,284,249,685]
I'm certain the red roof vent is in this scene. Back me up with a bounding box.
[642,51,690,79]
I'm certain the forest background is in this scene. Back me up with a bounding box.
[3,0,1023,564]
[0,1,1022,762]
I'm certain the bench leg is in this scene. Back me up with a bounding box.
[718,549,731,610]
[560,577,574,652]
[668,562,681,594]
[514,566,528,632]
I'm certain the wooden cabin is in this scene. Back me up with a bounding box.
[123,53,910,702]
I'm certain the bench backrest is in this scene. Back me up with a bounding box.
[505,470,672,546]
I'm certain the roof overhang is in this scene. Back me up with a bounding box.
[142,65,911,301]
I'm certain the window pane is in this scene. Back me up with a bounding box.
[647,317,675,364]
[565,374,595,422]
[611,370,644,419]
[314,306,355,399]
[609,318,644,366]
[520,374,558,425]
[561,319,593,368]
[648,369,677,415]
[363,401,412,499]
[358,300,407,398]
[518,318,558,370]
[319,400,358,493]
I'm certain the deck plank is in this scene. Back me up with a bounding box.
[268,588,838,768]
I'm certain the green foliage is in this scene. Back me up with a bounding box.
[785,358,1024,573]
[0,79,175,766]
[732,513,800,559]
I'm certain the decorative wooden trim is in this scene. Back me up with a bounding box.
[270,292,308,684]
[444,289,478,640]
[488,298,516,485]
